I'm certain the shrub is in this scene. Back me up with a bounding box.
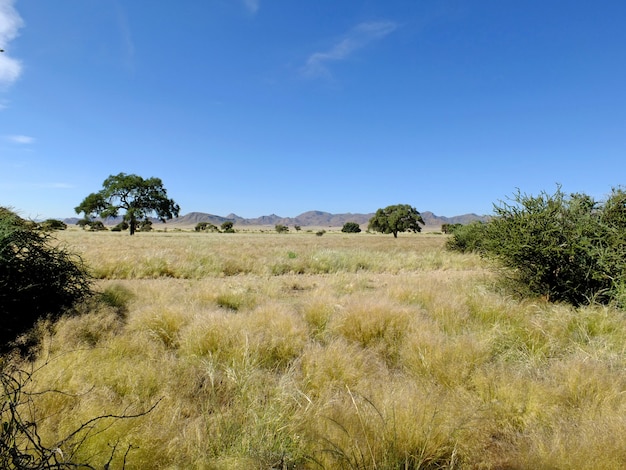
[441,223,462,234]
[445,222,488,254]
[341,222,361,233]
[454,187,626,306]
[221,221,235,233]
[0,208,92,352]
[316,230,326,237]
[195,222,219,232]
[90,221,107,231]
[275,224,289,234]
[112,221,129,232]
[38,219,67,231]
[139,219,153,232]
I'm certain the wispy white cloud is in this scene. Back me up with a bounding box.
[301,21,397,79]
[4,134,34,144]
[0,0,24,87]
[243,0,259,15]
[115,4,135,70]
[38,182,73,189]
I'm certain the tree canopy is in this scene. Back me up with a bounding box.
[75,173,180,235]
[368,204,425,238]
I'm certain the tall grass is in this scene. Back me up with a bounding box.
[6,229,626,469]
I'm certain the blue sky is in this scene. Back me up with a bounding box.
[1,0,625,220]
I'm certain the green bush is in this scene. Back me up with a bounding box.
[0,208,92,352]
[221,221,235,233]
[275,224,289,234]
[449,187,626,306]
[341,222,361,233]
[445,222,488,254]
[38,219,67,231]
[111,220,129,232]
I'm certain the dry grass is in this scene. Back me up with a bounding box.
[8,228,626,469]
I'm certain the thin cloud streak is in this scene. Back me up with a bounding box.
[5,134,34,144]
[0,0,24,86]
[243,0,259,15]
[302,20,397,79]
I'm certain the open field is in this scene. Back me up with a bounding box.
[12,229,626,469]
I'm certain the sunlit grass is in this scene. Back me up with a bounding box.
[8,228,626,469]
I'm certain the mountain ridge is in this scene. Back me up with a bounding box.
[64,210,490,228]
[166,210,490,227]
[63,210,491,227]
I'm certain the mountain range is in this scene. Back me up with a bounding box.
[64,210,490,228]
[67,210,489,228]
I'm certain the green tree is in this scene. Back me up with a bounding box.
[368,204,425,238]
[221,221,235,233]
[275,224,289,234]
[75,173,180,236]
[341,222,361,233]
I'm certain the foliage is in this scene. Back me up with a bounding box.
[316,230,326,237]
[449,187,626,306]
[368,204,425,238]
[275,224,289,234]
[194,222,218,232]
[341,222,361,233]
[138,220,152,232]
[38,219,67,231]
[220,221,235,233]
[445,222,488,254]
[76,220,106,231]
[294,225,301,231]
[441,223,462,234]
[111,221,129,232]
[0,208,92,352]
[75,173,180,236]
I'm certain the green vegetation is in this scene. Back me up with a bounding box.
[221,221,235,233]
[38,219,67,231]
[341,221,361,233]
[275,224,289,233]
[195,221,219,232]
[447,187,626,306]
[0,208,92,353]
[75,173,180,236]
[368,204,425,237]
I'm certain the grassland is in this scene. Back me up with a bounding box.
[12,228,626,469]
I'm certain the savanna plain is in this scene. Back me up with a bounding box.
[14,228,626,469]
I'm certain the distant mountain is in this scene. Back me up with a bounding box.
[64,210,490,228]
[168,210,490,228]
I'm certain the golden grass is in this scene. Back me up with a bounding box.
[8,228,626,469]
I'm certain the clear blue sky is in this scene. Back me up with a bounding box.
[1,0,625,220]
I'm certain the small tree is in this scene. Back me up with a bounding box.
[275,224,289,234]
[75,173,180,236]
[368,204,425,238]
[341,222,361,233]
[221,221,235,233]
[294,225,302,232]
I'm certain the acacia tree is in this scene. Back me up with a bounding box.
[75,173,180,235]
[368,204,425,238]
